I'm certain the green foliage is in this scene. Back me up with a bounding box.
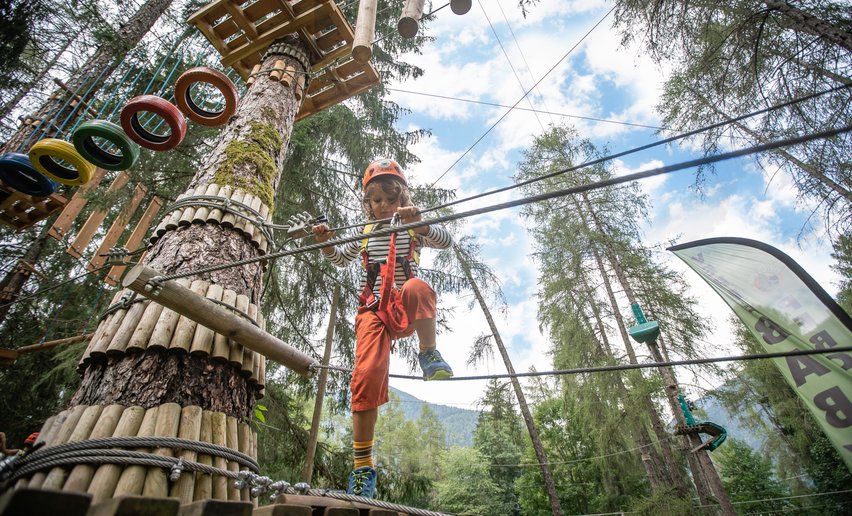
[0,0,47,92]
[434,448,506,515]
[716,439,792,513]
[628,488,696,516]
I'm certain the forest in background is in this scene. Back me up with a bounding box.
[0,0,850,514]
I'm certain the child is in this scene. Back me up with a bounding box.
[312,158,453,498]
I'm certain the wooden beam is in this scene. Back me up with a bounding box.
[123,265,317,377]
[88,183,147,272]
[352,0,377,63]
[398,0,425,39]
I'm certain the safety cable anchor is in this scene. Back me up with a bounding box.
[169,458,184,481]
[103,246,130,266]
[144,276,166,296]
[234,470,252,490]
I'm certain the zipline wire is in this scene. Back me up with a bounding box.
[315,345,852,381]
[387,87,664,130]
[428,6,616,189]
[157,122,851,282]
[420,82,851,216]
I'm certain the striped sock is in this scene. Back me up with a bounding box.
[353,440,374,469]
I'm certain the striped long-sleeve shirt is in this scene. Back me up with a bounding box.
[324,223,452,296]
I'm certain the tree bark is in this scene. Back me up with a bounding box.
[1,0,176,153]
[74,36,310,420]
[764,0,852,54]
[454,245,564,516]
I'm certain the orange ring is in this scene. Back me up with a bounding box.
[120,95,187,151]
[174,67,239,127]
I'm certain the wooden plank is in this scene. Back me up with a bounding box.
[0,488,91,516]
[105,196,163,286]
[67,171,130,259]
[87,495,179,516]
[87,183,147,272]
[48,167,107,240]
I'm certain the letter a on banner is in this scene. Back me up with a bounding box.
[669,237,852,469]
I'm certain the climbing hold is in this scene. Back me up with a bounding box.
[120,95,187,151]
[174,67,239,127]
[72,119,140,171]
[28,139,95,186]
[0,153,58,196]
[628,302,660,343]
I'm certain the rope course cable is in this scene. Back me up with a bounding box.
[149,122,851,283]
[387,87,664,130]
[419,82,852,216]
[309,346,852,381]
[0,264,112,310]
[428,5,617,188]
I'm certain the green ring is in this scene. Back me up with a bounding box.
[72,119,140,171]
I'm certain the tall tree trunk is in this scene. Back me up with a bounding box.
[0,223,52,325]
[581,193,735,515]
[454,245,564,516]
[1,0,176,153]
[0,0,176,329]
[763,0,852,53]
[580,278,679,495]
[689,88,851,201]
[0,35,75,124]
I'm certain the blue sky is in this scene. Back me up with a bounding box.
[375,0,843,409]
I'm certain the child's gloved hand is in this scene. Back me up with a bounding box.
[397,206,428,234]
[312,224,335,243]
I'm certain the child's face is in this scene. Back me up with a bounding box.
[366,188,401,220]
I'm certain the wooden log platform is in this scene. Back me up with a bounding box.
[0,179,67,231]
[187,0,380,122]
[0,488,436,515]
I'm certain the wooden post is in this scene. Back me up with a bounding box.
[225,416,240,500]
[42,405,103,490]
[451,0,472,15]
[123,265,318,376]
[352,0,378,63]
[210,412,228,499]
[398,0,426,38]
[193,410,214,501]
[170,405,203,503]
[113,405,159,496]
[142,403,181,497]
[301,284,339,484]
[62,404,124,492]
[87,405,145,502]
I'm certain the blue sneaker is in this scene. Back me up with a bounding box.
[418,348,453,380]
[347,466,377,498]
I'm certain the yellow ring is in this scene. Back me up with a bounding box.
[28,138,96,186]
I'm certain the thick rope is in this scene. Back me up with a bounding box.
[22,436,259,472]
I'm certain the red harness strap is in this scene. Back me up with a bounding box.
[359,230,410,339]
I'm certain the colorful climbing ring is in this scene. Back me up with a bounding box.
[28,139,95,186]
[174,67,239,127]
[72,119,140,171]
[0,153,58,197]
[120,95,187,151]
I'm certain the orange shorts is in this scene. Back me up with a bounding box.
[351,277,436,412]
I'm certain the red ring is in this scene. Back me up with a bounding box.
[120,95,187,151]
[174,67,240,127]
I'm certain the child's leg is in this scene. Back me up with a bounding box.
[401,279,453,379]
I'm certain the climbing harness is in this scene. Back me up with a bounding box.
[675,393,727,452]
[358,215,417,339]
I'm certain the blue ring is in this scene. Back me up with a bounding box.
[0,153,58,197]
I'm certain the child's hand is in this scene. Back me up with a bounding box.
[312,224,335,243]
[397,206,428,234]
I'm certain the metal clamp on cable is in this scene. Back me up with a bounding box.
[234,470,252,490]
[285,211,315,238]
[169,458,184,481]
[269,480,291,497]
[293,482,310,495]
[144,276,166,296]
[103,246,130,266]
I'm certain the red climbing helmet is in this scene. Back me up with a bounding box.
[362,158,406,192]
[24,432,38,446]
